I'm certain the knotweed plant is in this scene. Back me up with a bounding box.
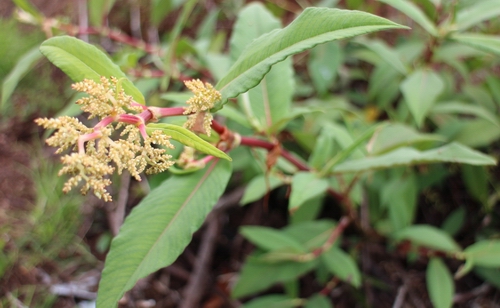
[36,77,220,201]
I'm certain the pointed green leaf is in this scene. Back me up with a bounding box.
[451,33,500,57]
[431,101,500,127]
[40,36,145,104]
[289,172,329,212]
[215,8,407,106]
[321,246,362,287]
[358,39,408,74]
[426,258,454,308]
[456,0,500,31]
[146,123,231,161]
[89,0,117,27]
[334,143,496,174]
[378,0,438,36]
[370,123,444,155]
[240,226,307,253]
[232,255,318,298]
[464,240,500,268]
[1,46,42,107]
[97,159,232,307]
[241,174,284,205]
[401,69,444,127]
[309,42,343,96]
[394,225,461,253]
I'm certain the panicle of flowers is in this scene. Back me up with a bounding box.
[36,76,175,201]
[183,79,221,136]
[72,76,144,119]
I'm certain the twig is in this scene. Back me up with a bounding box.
[108,171,131,236]
[453,283,491,303]
[392,283,408,308]
[179,188,243,308]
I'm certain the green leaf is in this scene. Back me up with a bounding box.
[451,33,500,57]
[333,142,496,174]
[358,38,408,74]
[441,207,466,237]
[401,69,444,127]
[290,195,324,225]
[456,0,500,31]
[289,172,329,212]
[232,256,318,298]
[96,159,232,307]
[89,0,117,27]
[240,226,307,253]
[394,225,462,253]
[309,42,343,96]
[242,295,300,308]
[378,0,438,36]
[241,174,284,205]
[321,246,362,287]
[369,123,444,155]
[474,267,500,289]
[284,220,337,251]
[1,46,43,108]
[39,36,145,105]
[146,123,231,161]
[309,127,336,170]
[230,3,294,132]
[215,8,407,106]
[305,294,333,308]
[461,165,489,204]
[431,101,500,128]
[426,258,454,308]
[464,240,500,268]
[381,173,418,231]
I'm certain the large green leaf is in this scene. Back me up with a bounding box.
[333,142,496,174]
[146,123,231,161]
[215,8,406,106]
[451,33,500,57]
[394,225,462,253]
[378,0,438,36]
[39,36,145,105]
[401,69,444,127]
[1,46,43,107]
[456,0,500,31]
[96,159,232,307]
[426,258,454,308]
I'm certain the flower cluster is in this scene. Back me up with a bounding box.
[183,79,221,136]
[36,77,174,201]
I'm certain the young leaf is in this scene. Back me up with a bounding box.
[333,142,496,174]
[289,172,329,212]
[378,0,438,36]
[240,226,307,253]
[456,0,500,31]
[464,240,500,268]
[426,258,454,308]
[39,36,145,105]
[431,101,500,128]
[401,69,444,127]
[321,246,362,287]
[146,123,231,161]
[215,8,407,106]
[451,33,500,57]
[1,46,42,107]
[394,225,462,253]
[96,159,232,307]
[441,207,466,237]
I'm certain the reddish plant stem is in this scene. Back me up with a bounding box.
[312,215,351,257]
